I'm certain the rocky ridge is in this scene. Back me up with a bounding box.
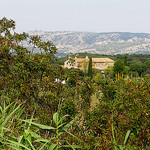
[26,31,150,55]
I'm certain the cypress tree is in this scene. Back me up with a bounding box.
[88,57,93,78]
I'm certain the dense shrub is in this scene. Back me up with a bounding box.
[84,76,150,149]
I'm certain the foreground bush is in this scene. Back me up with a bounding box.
[84,76,150,149]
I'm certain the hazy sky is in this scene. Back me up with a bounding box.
[1,0,150,33]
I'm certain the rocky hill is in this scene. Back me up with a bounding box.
[27,31,150,55]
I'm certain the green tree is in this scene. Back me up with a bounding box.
[113,59,124,75]
[124,54,128,66]
[130,63,147,76]
[145,60,150,68]
[123,66,130,74]
[0,17,61,124]
[88,57,93,78]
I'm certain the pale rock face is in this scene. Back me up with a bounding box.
[25,31,150,55]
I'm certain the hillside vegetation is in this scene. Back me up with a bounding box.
[0,17,150,150]
[26,31,150,55]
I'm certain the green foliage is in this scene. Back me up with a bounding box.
[61,98,77,117]
[1,17,150,149]
[104,66,114,77]
[92,73,102,85]
[130,63,147,76]
[85,77,150,149]
[0,100,23,149]
[113,59,124,75]
[123,55,128,65]
[123,66,130,74]
[0,99,80,149]
[66,69,79,87]
[80,77,93,109]
[58,53,150,77]
[21,111,80,150]
[88,57,93,78]
[0,17,61,124]
[113,59,130,76]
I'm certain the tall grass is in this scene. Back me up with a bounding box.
[0,98,80,149]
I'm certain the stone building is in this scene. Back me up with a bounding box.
[64,56,89,72]
[92,58,114,70]
[64,56,114,71]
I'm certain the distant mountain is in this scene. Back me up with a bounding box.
[26,31,150,55]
